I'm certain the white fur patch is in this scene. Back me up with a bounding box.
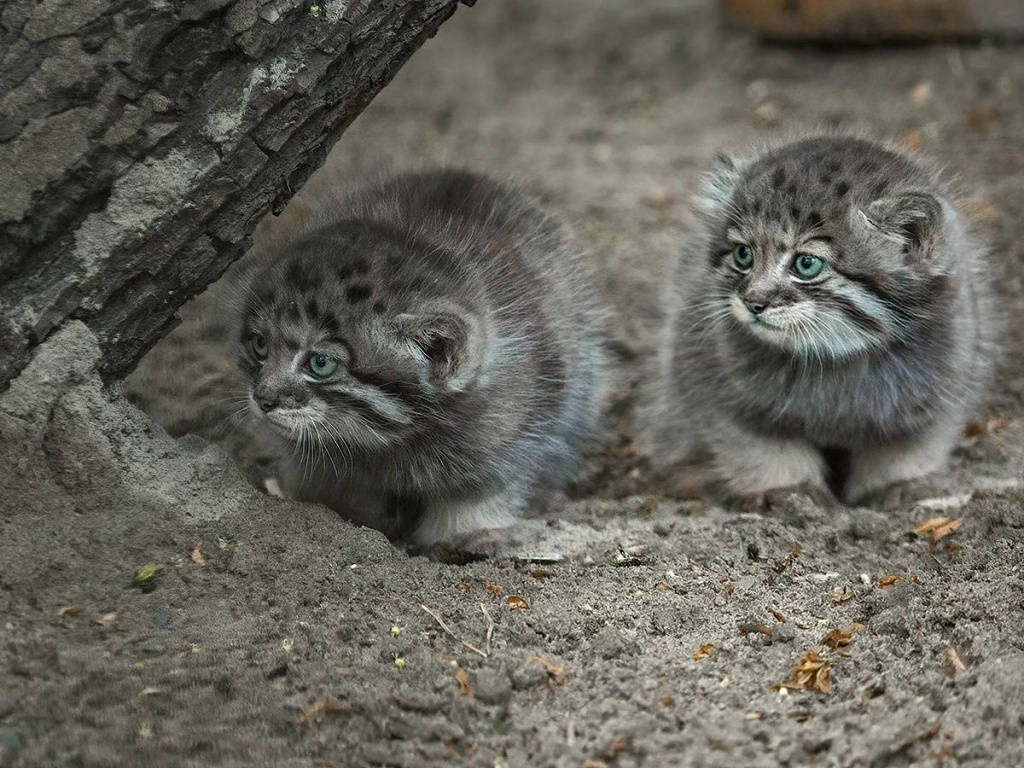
[413,493,520,547]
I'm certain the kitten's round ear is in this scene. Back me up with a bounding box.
[698,152,743,216]
[393,309,484,393]
[861,191,945,259]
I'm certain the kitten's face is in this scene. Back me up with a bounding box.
[236,224,481,453]
[701,137,948,360]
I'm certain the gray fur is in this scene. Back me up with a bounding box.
[232,170,607,549]
[653,135,999,503]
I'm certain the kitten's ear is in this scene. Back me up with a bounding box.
[697,152,743,216]
[862,191,944,258]
[394,310,484,392]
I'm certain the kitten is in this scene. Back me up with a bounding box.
[232,170,607,555]
[654,135,998,506]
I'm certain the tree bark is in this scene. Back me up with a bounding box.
[0,0,468,391]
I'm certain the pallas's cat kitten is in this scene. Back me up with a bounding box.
[654,135,998,505]
[234,170,606,553]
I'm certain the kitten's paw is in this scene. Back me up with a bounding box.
[734,483,837,514]
[853,474,951,511]
[415,528,518,565]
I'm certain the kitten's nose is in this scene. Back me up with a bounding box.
[743,298,767,315]
[256,394,278,413]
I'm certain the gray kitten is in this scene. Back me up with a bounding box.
[654,135,998,505]
[233,170,606,554]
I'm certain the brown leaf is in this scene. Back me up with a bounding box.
[721,579,735,596]
[878,574,906,588]
[767,606,788,623]
[525,655,565,684]
[947,646,967,674]
[190,544,207,566]
[485,582,503,598]
[454,667,474,697]
[739,620,773,639]
[693,643,715,661]
[913,517,963,544]
[821,623,866,656]
[505,595,530,611]
[530,569,553,580]
[298,698,348,726]
[660,694,676,706]
[57,605,82,617]
[776,652,832,694]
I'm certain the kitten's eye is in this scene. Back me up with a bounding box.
[307,353,339,379]
[249,333,268,361]
[732,244,754,271]
[792,253,826,280]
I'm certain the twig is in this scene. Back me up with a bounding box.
[421,603,488,658]
[420,604,457,639]
[481,603,494,656]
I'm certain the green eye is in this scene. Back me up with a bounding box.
[792,253,826,279]
[249,333,268,360]
[733,244,754,271]
[308,353,338,378]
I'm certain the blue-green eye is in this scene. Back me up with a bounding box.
[792,253,826,279]
[733,244,754,271]
[308,353,338,378]
[249,333,268,360]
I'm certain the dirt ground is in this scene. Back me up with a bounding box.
[3,1,1024,766]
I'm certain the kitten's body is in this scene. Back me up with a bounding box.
[655,136,998,503]
[230,170,606,550]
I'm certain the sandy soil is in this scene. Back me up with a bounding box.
[3,1,1024,766]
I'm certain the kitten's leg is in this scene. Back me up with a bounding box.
[844,417,962,506]
[413,485,531,562]
[707,419,830,501]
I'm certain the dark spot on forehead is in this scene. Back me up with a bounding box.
[346,284,372,303]
[828,160,841,173]
[322,313,340,335]
[353,258,370,275]
[373,300,388,314]
[819,173,831,185]
[285,260,318,292]
[772,168,787,189]
[786,182,798,197]
[286,302,301,322]
[752,199,763,215]
[305,298,319,318]
[790,205,802,221]
[835,180,850,197]
[806,211,823,229]
[336,264,354,282]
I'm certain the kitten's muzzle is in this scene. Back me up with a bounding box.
[256,394,278,413]
[743,297,767,315]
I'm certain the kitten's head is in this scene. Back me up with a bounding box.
[235,221,487,451]
[697,136,955,359]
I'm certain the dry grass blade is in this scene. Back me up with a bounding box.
[947,647,967,674]
[767,606,788,623]
[298,698,348,726]
[913,517,964,544]
[776,652,832,694]
[57,605,82,617]
[480,603,494,656]
[454,667,474,697]
[525,655,565,684]
[693,643,715,661]
[878,574,907,588]
[420,604,457,639]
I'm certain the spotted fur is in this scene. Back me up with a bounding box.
[232,170,607,549]
[653,135,999,503]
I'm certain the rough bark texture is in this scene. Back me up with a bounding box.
[0,0,466,391]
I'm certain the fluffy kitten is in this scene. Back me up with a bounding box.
[654,135,998,505]
[232,170,606,554]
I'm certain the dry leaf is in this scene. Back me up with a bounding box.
[506,595,530,611]
[913,516,963,544]
[298,698,348,725]
[660,694,675,706]
[525,655,565,684]
[693,643,715,661]
[57,605,82,617]
[485,582,503,597]
[739,620,773,639]
[822,623,866,656]
[767,606,788,623]
[947,647,967,674]
[190,545,207,566]
[721,579,735,596]
[878,574,907,588]
[832,585,854,603]
[91,612,120,628]
[531,569,553,580]
[776,652,832,694]
[454,667,474,697]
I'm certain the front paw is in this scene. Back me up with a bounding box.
[851,474,951,511]
[413,528,517,565]
[734,483,837,514]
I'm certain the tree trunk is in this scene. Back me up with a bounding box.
[0,0,468,391]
